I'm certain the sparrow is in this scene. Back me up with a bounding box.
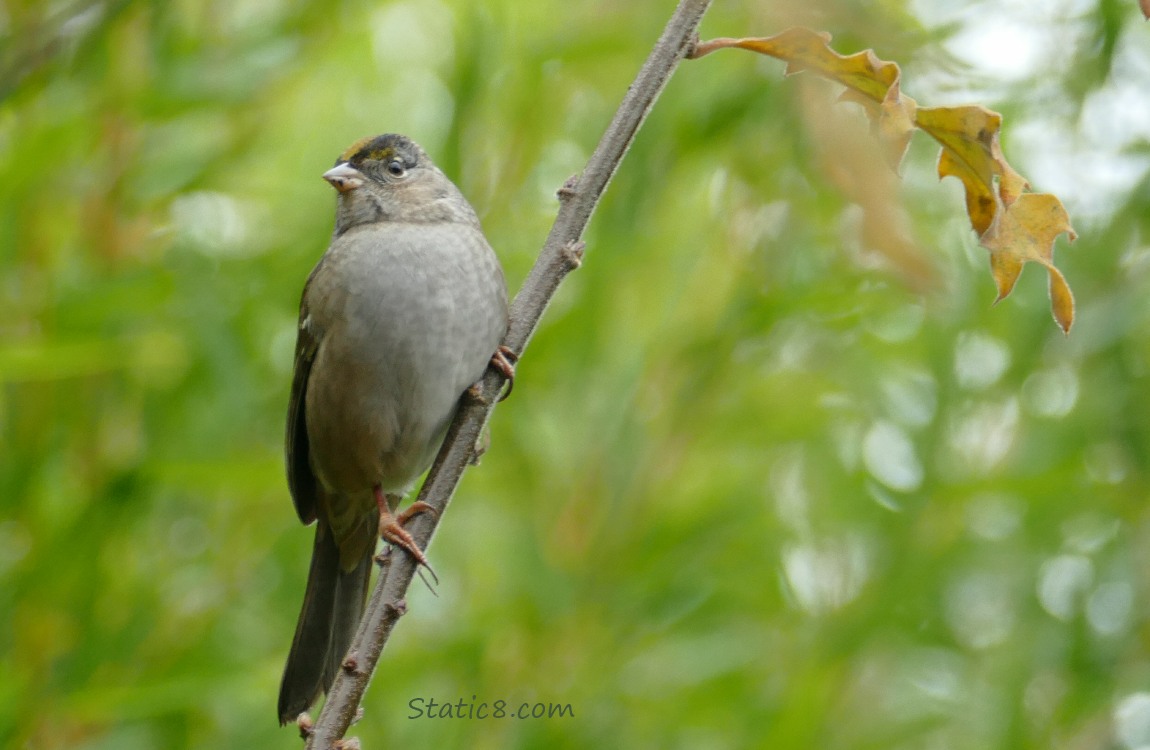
[278,134,511,725]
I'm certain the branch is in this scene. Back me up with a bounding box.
[302,0,713,746]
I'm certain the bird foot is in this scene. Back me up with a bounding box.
[489,345,518,401]
[373,488,439,587]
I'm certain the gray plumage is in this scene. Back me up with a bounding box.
[278,134,507,725]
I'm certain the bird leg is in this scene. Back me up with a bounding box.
[374,486,438,585]
[489,345,518,401]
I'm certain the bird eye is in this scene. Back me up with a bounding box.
[386,159,407,178]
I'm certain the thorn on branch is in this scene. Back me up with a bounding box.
[385,598,408,617]
[295,712,314,739]
[341,652,361,674]
[465,382,490,406]
[563,240,586,270]
[557,174,580,200]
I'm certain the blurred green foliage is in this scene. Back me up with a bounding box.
[2,0,1149,748]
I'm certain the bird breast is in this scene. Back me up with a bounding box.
[303,221,507,494]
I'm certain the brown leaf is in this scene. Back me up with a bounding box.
[916,106,1002,235]
[1047,264,1075,335]
[692,26,1078,332]
[981,193,1078,332]
[694,29,916,173]
[692,28,897,104]
[915,105,1031,233]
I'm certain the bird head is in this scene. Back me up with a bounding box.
[324,134,478,233]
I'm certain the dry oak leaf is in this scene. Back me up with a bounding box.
[982,193,1077,333]
[915,104,1074,331]
[691,26,1077,331]
[693,28,917,170]
[691,27,899,99]
[914,105,1027,235]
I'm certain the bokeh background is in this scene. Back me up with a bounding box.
[3,0,1149,748]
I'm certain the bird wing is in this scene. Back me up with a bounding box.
[286,267,324,525]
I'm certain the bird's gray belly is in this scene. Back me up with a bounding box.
[304,325,465,494]
[304,230,504,494]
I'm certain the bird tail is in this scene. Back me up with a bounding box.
[277,516,374,725]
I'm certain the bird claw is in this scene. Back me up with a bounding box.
[489,345,518,401]
[373,488,439,590]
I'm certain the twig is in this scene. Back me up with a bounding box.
[303,1,713,746]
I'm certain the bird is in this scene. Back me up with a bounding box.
[278,133,513,725]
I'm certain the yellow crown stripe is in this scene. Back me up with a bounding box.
[339,136,380,163]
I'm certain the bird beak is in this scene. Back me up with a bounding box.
[323,163,365,193]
